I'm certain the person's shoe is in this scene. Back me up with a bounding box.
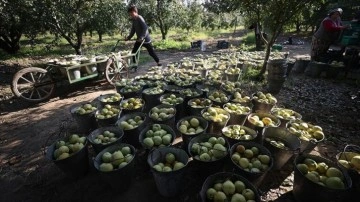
[157,63,162,66]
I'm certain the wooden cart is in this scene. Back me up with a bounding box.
[11,40,144,102]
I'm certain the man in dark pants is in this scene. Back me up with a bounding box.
[125,5,161,70]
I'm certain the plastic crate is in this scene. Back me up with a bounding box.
[272,44,283,51]
[190,40,202,49]
[350,22,360,31]
[216,40,229,49]
[341,36,359,45]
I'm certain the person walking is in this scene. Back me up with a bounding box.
[125,5,161,70]
[311,8,351,61]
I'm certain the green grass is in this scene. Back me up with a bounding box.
[138,54,153,65]
[0,28,251,61]
[238,67,266,93]
[238,32,256,51]
[242,65,262,80]
[153,39,190,50]
[149,28,249,50]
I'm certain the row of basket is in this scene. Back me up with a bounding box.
[45,60,360,202]
[46,128,358,202]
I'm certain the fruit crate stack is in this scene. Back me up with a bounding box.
[340,21,360,46]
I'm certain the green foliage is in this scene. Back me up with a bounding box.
[37,0,93,54]
[238,65,265,93]
[203,0,241,13]
[33,0,128,55]
[89,0,128,40]
[241,65,262,80]
[138,54,153,65]
[0,0,42,54]
[206,0,322,75]
[0,27,243,60]
[177,1,204,32]
[129,0,182,40]
[153,39,190,50]
[239,32,256,51]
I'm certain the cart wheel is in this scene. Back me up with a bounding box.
[11,67,55,102]
[105,59,129,85]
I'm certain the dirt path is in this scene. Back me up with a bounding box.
[1,41,359,202]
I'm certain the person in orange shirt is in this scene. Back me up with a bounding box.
[311,8,351,61]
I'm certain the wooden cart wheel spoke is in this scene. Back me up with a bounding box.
[19,75,34,84]
[29,72,36,83]
[105,58,129,85]
[35,73,46,82]
[35,88,42,99]
[19,88,33,96]
[11,67,55,102]
[19,84,52,100]
[17,83,34,89]
[37,86,53,94]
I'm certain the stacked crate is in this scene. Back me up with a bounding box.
[340,21,360,46]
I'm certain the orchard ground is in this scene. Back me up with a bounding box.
[0,35,359,202]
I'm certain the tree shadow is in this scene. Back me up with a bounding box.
[0,79,113,114]
[258,158,296,196]
[270,191,296,202]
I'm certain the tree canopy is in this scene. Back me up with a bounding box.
[205,0,327,76]
[1,0,358,56]
[0,0,40,54]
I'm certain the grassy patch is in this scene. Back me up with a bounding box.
[138,53,153,65]
[242,64,262,80]
[153,39,190,50]
[0,28,249,60]
[238,32,256,51]
[238,64,267,93]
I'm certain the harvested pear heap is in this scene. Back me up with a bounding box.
[53,134,86,161]
[118,115,144,130]
[152,152,186,172]
[98,146,134,172]
[252,91,277,105]
[178,117,205,135]
[206,178,257,202]
[231,144,271,173]
[75,103,97,115]
[248,114,277,127]
[142,124,173,148]
[100,93,122,103]
[338,152,360,172]
[287,121,325,142]
[191,136,228,161]
[96,104,120,119]
[222,125,255,141]
[92,130,119,145]
[296,157,348,189]
[202,107,229,124]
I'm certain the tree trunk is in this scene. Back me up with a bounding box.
[254,23,264,51]
[296,23,301,33]
[259,32,278,76]
[0,33,22,54]
[259,43,272,75]
[255,29,262,51]
[233,17,237,35]
[76,30,83,55]
[161,30,166,40]
[157,17,166,40]
[311,25,315,33]
[98,32,103,42]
